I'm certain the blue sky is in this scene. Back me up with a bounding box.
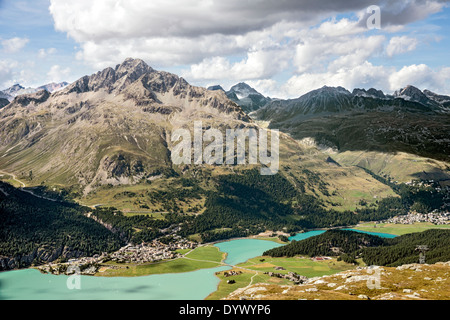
[1,0,449,98]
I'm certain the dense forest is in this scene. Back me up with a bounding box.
[176,168,444,242]
[263,230,386,258]
[362,229,450,267]
[178,169,302,241]
[0,182,124,269]
[89,207,190,244]
[264,229,450,267]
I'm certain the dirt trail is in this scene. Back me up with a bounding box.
[0,170,59,202]
[0,170,26,188]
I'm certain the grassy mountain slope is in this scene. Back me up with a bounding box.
[254,86,450,187]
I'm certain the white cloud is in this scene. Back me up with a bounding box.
[389,64,450,93]
[0,60,14,88]
[0,60,39,89]
[1,37,29,53]
[283,62,392,97]
[184,19,386,90]
[386,36,418,57]
[294,35,385,73]
[281,63,450,98]
[47,65,71,83]
[45,0,450,98]
[245,79,279,98]
[186,48,291,82]
[42,1,381,68]
[38,47,57,58]
[49,0,376,42]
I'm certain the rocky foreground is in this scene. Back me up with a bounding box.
[225,262,450,300]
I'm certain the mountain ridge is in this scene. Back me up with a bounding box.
[253,84,450,163]
[0,81,69,102]
[208,82,272,113]
[0,58,252,196]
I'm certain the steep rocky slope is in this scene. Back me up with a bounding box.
[254,85,450,183]
[209,82,272,113]
[0,58,250,196]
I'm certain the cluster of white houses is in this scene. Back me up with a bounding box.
[383,210,450,225]
[37,237,197,275]
[109,238,196,264]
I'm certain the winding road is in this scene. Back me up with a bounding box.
[181,245,261,289]
[0,170,26,188]
[0,170,59,202]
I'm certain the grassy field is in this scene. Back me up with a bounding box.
[79,177,209,215]
[74,133,401,214]
[206,268,288,300]
[96,245,225,277]
[333,150,450,186]
[240,256,355,278]
[354,222,450,236]
[207,256,357,300]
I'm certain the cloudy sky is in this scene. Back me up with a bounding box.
[1,0,450,98]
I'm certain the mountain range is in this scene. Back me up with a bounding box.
[253,85,450,166]
[0,82,69,103]
[205,81,449,182]
[208,82,272,113]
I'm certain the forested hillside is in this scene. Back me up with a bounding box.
[264,229,450,267]
[362,229,450,267]
[0,182,124,270]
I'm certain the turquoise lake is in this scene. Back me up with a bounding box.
[0,229,396,300]
[0,238,283,300]
[341,228,398,239]
[215,238,283,265]
[288,228,398,241]
[0,266,231,300]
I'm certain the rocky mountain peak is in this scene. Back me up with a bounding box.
[114,58,153,81]
[225,82,271,113]
[318,86,351,95]
[207,85,225,92]
[229,82,260,97]
[423,89,450,105]
[300,86,351,102]
[0,58,252,193]
[353,88,386,99]
[3,84,25,96]
[63,58,155,94]
[394,85,430,104]
[37,82,69,93]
